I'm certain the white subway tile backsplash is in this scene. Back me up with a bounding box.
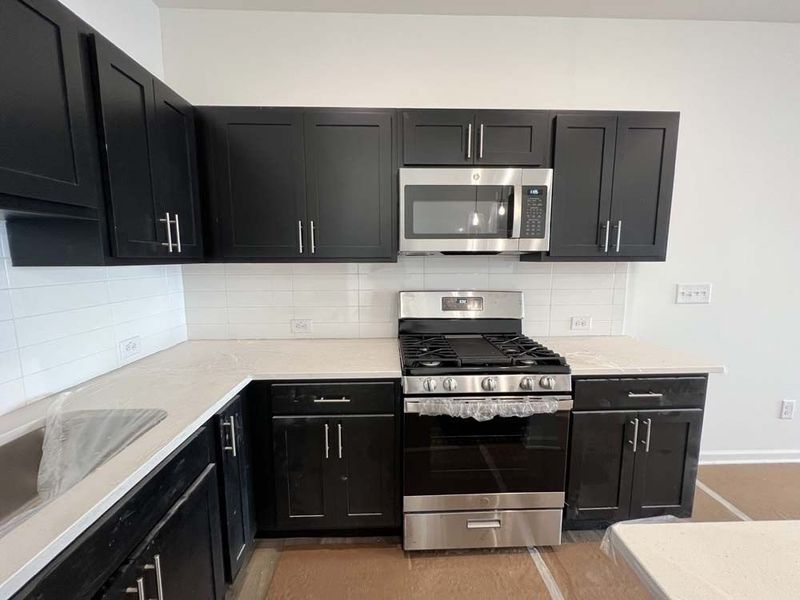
[0,225,187,415]
[184,258,629,343]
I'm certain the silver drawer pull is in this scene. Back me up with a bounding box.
[467,519,502,529]
[313,396,351,403]
[628,392,664,399]
[125,577,146,599]
[222,415,237,457]
[144,554,165,600]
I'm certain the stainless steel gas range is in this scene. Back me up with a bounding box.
[398,290,572,551]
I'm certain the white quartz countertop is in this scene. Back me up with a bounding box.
[542,336,726,376]
[0,335,722,598]
[607,520,800,599]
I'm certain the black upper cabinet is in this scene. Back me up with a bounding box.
[0,0,99,213]
[549,115,616,258]
[402,109,550,166]
[215,395,255,582]
[548,112,679,261]
[200,107,395,261]
[202,108,306,259]
[92,34,202,260]
[304,110,394,259]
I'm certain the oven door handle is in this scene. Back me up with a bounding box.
[404,397,573,414]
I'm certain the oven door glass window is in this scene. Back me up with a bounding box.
[404,185,514,239]
[404,411,569,497]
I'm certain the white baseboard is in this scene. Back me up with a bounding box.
[700,449,800,464]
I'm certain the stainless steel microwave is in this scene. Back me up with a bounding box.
[399,168,553,255]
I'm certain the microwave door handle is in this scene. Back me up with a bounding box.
[511,184,522,239]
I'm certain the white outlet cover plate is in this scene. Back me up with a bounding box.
[291,319,313,333]
[119,336,141,361]
[676,283,712,304]
[570,316,592,331]
[780,399,796,420]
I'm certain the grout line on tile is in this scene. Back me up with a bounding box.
[696,479,752,521]
[527,546,565,600]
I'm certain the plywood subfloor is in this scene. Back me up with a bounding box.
[232,463,791,599]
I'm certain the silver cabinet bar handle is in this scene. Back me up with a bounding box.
[466,123,472,159]
[467,519,501,529]
[223,415,237,457]
[297,220,304,254]
[628,392,663,399]
[643,418,652,453]
[313,396,351,404]
[144,555,165,600]
[174,213,182,253]
[603,220,610,253]
[337,422,343,459]
[629,418,639,453]
[324,423,330,459]
[478,123,484,159]
[310,220,316,254]
[125,577,146,599]
[159,212,173,252]
[615,219,622,252]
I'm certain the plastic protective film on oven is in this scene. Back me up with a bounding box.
[414,397,560,422]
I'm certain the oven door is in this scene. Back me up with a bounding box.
[399,168,522,253]
[403,396,571,512]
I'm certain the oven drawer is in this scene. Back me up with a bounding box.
[270,382,396,415]
[403,509,562,550]
[573,376,707,411]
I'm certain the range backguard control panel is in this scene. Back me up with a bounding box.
[521,186,548,238]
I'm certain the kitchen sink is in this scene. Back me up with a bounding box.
[0,408,166,532]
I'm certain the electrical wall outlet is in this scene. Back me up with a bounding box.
[780,399,796,420]
[570,316,592,331]
[119,336,141,361]
[291,319,313,334]
[676,283,712,304]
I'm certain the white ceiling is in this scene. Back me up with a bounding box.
[152,0,800,23]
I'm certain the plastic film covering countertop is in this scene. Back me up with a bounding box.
[0,387,165,537]
[416,398,559,421]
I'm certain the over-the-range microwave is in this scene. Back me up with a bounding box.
[399,167,552,255]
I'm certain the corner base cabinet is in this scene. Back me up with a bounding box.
[565,375,706,528]
[264,381,400,533]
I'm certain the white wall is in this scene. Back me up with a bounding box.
[0,0,174,416]
[182,258,627,340]
[160,10,800,459]
[61,0,164,77]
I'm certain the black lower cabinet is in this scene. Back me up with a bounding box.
[215,395,255,582]
[99,464,225,600]
[566,406,704,528]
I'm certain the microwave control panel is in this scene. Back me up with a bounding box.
[521,186,548,238]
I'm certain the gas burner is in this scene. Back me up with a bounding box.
[419,360,442,367]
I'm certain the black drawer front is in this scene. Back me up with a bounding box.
[270,382,396,415]
[573,376,707,411]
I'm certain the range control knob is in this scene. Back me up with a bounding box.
[519,377,535,391]
[442,377,458,391]
[481,377,498,392]
[422,378,438,392]
[539,376,557,390]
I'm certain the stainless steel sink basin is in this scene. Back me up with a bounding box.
[0,408,166,531]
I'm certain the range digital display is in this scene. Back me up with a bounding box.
[442,297,484,312]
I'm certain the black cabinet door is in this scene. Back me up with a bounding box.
[272,416,337,530]
[202,108,306,259]
[609,113,679,259]
[216,396,254,581]
[629,409,703,519]
[91,35,163,259]
[304,110,394,259]
[98,463,225,600]
[549,114,616,258]
[402,110,474,165]
[565,411,637,525]
[474,110,550,166]
[0,0,99,210]
[335,415,397,528]
[152,80,203,258]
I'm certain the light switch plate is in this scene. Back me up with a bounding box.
[291,319,313,334]
[570,316,592,331]
[676,283,712,304]
[119,336,141,361]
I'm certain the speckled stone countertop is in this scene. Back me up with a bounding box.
[606,520,800,599]
[0,335,723,598]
